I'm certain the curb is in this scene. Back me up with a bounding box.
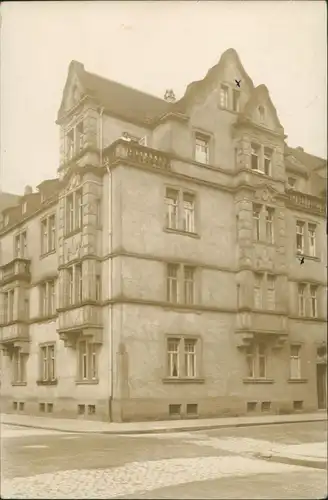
[255,452,327,470]
[2,416,326,436]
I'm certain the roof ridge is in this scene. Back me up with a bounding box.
[85,70,168,103]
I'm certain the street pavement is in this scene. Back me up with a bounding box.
[1,421,327,499]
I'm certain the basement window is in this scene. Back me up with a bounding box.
[169,404,181,417]
[78,404,85,415]
[47,403,54,413]
[247,401,257,412]
[39,403,45,412]
[19,402,25,411]
[88,404,96,415]
[261,401,271,412]
[186,404,198,416]
[13,401,18,411]
[293,400,303,411]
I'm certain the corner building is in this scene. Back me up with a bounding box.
[0,48,326,422]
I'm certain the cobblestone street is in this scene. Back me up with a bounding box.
[1,421,327,499]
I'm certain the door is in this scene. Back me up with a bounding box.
[316,363,327,410]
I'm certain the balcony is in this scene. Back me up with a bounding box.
[0,259,31,286]
[236,310,288,349]
[286,190,325,215]
[57,304,103,346]
[0,323,29,352]
[103,139,171,172]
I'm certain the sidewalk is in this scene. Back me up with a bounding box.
[257,441,327,470]
[1,411,326,436]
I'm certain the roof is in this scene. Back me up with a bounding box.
[286,146,326,171]
[0,191,20,214]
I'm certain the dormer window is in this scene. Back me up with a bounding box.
[220,85,229,109]
[232,89,240,112]
[66,129,74,160]
[288,177,297,190]
[258,106,265,123]
[4,214,9,226]
[22,202,27,214]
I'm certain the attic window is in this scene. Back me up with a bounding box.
[258,106,265,122]
[220,85,229,109]
[288,177,297,190]
[232,89,240,112]
[22,202,27,214]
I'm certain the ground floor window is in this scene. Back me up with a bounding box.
[77,340,98,382]
[12,349,27,383]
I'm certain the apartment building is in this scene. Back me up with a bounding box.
[0,48,326,422]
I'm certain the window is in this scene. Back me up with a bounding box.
[310,285,317,317]
[167,337,199,379]
[40,344,56,381]
[77,340,98,381]
[258,106,265,122]
[95,275,101,301]
[165,188,179,229]
[296,221,304,254]
[298,283,306,316]
[266,275,275,310]
[251,144,260,171]
[167,264,179,303]
[40,280,56,316]
[12,349,26,383]
[14,231,27,258]
[183,193,195,233]
[67,129,74,160]
[290,345,301,379]
[22,202,27,214]
[3,289,15,323]
[66,189,83,234]
[184,339,196,377]
[264,148,272,176]
[41,214,56,254]
[253,204,261,240]
[232,89,240,112]
[184,266,195,305]
[254,273,263,309]
[288,177,296,190]
[265,207,274,243]
[167,338,179,377]
[95,199,102,226]
[220,85,229,108]
[195,136,209,164]
[246,343,267,379]
[234,147,239,169]
[76,121,84,152]
[66,264,83,306]
[308,224,316,257]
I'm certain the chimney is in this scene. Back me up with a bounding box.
[164,89,176,103]
[296,147,304,152]
[24,185,33,196]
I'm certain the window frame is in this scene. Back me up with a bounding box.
[40,343,56,382]
[12,348,27,384]
[14,230,27,258]
[77,339,98,382]
[65,188,83,235]
[166,336,200,380]
[290,344,301,380]
[220,84,229,109]
[41,213,56,255]
[308,223,316,257]
[252,204,261,241]
[195,134,210,165]
[66,263,83,307]
[296,221,305,254]
[298,283,306,317]
[40,280,56,317]
[166,263,197,305]
[245,343,267,379]
[232,89,240,112]
[253,273,263,309]
[310,285,318,318]
[265,207,274,244]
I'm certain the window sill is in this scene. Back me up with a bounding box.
[162,377,205,384]
[36,379,58,386]
[11,382,27,386]
[40,249,56,260]
[243,378,274,384]
[75,379,99,385]
[164,228,200,239]
[252,240,276,247]
[295,253,320,262]
[288,378,308,384]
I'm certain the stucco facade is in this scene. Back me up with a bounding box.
[0,49,326,422]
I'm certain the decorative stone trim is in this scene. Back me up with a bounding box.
[243,378,274,384]
[162,377,205,384]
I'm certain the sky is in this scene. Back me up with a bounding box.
[0,0,327,195]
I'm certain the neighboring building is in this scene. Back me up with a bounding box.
[0,48,326,422]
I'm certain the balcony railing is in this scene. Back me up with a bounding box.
[0,323,29,343]
[0,259,31,286]
[103,139,171,171]
[58,304,102,333]
[286,190,326,215]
